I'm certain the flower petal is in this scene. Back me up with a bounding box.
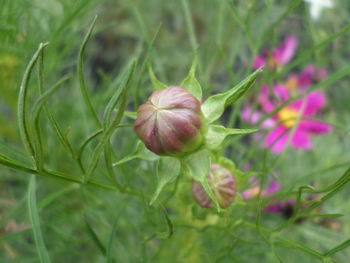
[298,65,316,89]
[259,85,275,113]
[273,84,289,101]
[241,106,261,124]
[264,126,289,153]
[253,55,266,69]
[273,36,298,66]
[299,120,332,134]
[262,179,280,196]
[291,128,312,150]
[290,91,326,117]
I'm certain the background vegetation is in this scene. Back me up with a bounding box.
[0,0,349,262]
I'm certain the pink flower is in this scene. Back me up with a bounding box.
[243,178,295,214]
[242,178,280,200]
[285,65,328,92]
[253,36,298,69]
[242,85,332,153]
[263,87,332,153]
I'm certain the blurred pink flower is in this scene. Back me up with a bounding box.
[253,36,298,69]
[243,177,296,214]
[242,85,332,153]
[242,178,280,200]
[285,65,328,92]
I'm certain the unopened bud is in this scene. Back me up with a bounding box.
[192,164,236,208]
[134,86,204,156]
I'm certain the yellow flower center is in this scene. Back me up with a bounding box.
[277,108,298,128]
[244,186,260,198]
[285,77,298,91]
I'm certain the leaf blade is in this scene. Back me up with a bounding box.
[201,67,262,123]
[28,175,51,263]
[150,157,181,205]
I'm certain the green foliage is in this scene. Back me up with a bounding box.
[0,0,349,262]
[151,157,181,204]
[201,67,262,123]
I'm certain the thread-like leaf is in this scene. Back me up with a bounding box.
[103,60,136,127]
[324,239,350,257]
[28,175,51,263]
[77,15,101,128]
[86,63,134,181]
[150,157,181,205]
[112,141,158,166]
[84,215,106,256]
[77,129,103,167]
[18,42,49,158]
[30,75,69,170]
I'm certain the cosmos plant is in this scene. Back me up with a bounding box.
[116,54,262,210]
[243,36,332,153]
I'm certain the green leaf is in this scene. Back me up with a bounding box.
[0,140,32,167]
[201,67,262,123]
[77,129,103,168]
[30,75,69,170]
[28,176,51,263]
[106,204,128,263]
[112,141,159,166]
[156,205,174,239]
[103,60,136,127]
[77,15,101,128]
[180,49,202,100]
[84,215,106,256]
[205,125,258,150]
[123,111,137,120]
[324,239,350,257]
[18,42,49,158]
[183,149,220,211]
[85,60,135,181]
[150,157,181,205]
[148,63,168,90]
[300,213,344,219]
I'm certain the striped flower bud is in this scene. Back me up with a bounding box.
[134,86,204,156]
[192,164,236,208]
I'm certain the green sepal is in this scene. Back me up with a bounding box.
[217,156,254,191]
[217,156,236,172]
[205,125,258,150]
[201,67,263,123]
[112,141,159,166]
[150,157,181,205]
[148,64,168,90]
[182,149,221,212]
[180,49,202,100]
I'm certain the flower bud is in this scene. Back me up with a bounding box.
[134,86,204,156]
[192,164,236,208]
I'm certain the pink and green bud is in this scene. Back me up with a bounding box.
[134,86,204,156]
[192,164,236,209]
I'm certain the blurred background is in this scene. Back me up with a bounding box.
[0,0,350,262]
